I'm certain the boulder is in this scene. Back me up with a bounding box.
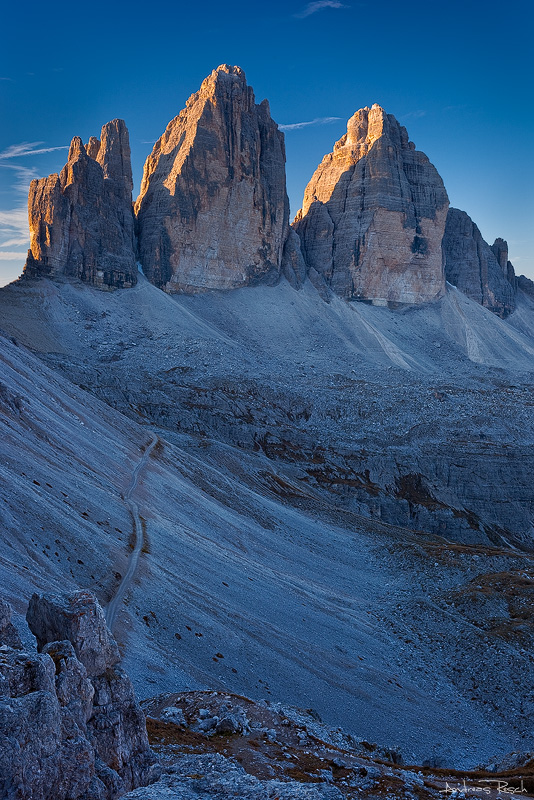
[442,208,516,317]
[26,589,120,676]
[23,120,136,289]
[0,689,65,800]
[135,64,290,293]
[293,103,449,304]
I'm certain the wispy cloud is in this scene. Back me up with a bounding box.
[399,110,427,121]
[0,204,29,267]
[0,77,13,81]
[0,236,30,247]
[279,116,342,131]
[0,141,68,159]
[0,251,27,261]
[443,104,467,113]
[0,163,39,193]
[0,207,29,229]
[294,1,348,18]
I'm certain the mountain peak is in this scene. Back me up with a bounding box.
[135,66,289,293]
[335,104,411,153]
[294,106,448,304]
[212,63,246,79]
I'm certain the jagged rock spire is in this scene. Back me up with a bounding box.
[23,119,136,289]
[293,103,449,305]
[442,208,516,317]
[135,64,290,292]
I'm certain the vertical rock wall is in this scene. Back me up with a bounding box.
[135,65,290,293]
[23,120,137,289]
[294,104,449,304]
[442,208,516,317]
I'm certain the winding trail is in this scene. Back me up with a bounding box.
[105,434,158,631]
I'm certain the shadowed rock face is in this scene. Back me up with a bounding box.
[135,64,290,293]
[293,104,449,304]
[0,591,159,800]
[26,589,120,677]
[23,120,136,289]
[442,208,516,318]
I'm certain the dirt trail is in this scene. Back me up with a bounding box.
[105,434,158,631]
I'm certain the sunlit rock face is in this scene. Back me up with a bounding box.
[293,104,449,304]
[23,120,136,289]
[135,65,289,293]
[442,208,516,318]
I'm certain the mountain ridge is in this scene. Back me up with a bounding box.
[2,63,534,786]
[17,64,533,313]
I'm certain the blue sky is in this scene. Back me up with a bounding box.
[1,0,532,285]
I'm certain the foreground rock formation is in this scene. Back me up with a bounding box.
[442,208,517,317]
[135,64,289,292]
[23,120,136,289]
[0,591,159,800]
[293,103,449,304]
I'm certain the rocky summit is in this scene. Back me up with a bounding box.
[23,120,136,289]
[293,103,449,305]
[135,65,289,292]
[442,207,517,317]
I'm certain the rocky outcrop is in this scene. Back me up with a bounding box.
[0,591,159,800]
[517,274,534,298]
[491,237,516,286]
[23,120,136,289]
[442,208,516,317]
[281,228,307,289]
[27,589,120,676]
[293,104,449,305]
[135,65,289,293]
[0,598,23,649]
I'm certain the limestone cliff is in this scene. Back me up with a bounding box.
[293,104,449,304]
[23,120,136,289]
[135,65,289,292]
[442,208,516,317]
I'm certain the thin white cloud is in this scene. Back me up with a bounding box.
[0,206,30,258]
[0,204,30,260]
[399,110,427,121]
[0,207,28,230]
[294,1,348,18]
[279,116,342,131]
[0,236,30,247]
[0,163,39,193]
[0,251,27,261]
[0,139,67,261]
[0,141,68,159]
